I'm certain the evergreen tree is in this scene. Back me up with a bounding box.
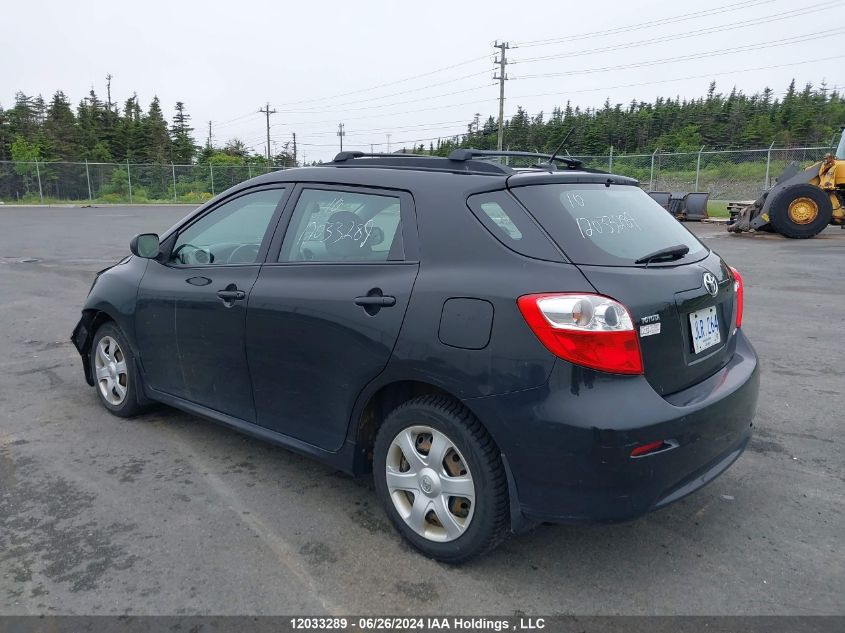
[170,101,195,164]
[142,96,171,162]
[43,90,80,160]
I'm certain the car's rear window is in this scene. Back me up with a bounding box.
[510,183,707,266]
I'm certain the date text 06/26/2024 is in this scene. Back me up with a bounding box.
[289,616,546,631]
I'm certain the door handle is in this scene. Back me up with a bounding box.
[354,289,396,315]
[217,286,246,303]
[354,296,396,307]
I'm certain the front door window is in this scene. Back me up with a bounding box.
[171,188,285,266]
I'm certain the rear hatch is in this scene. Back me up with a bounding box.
[510,179,738,395]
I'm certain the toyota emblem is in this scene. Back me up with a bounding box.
[420,475,433,494]
[703,272,719,297]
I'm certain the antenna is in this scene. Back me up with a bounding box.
[547,127,577,165]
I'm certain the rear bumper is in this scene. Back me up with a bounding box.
[464,331,759,526]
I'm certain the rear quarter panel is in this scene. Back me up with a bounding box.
[380,179,596,399]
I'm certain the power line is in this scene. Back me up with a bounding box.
[515,1,836,66]
[263,2,829,118]
[213,111,262,129]
[515,0,779,47]
[270,54,493,108]
[272,119,469,136]
[272,70,491,113]
[506,54,845,103]
[297,129,469,149]
[268,83,492,116]
[516,29,845,80]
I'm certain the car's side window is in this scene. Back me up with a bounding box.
[170,188,285,266]
[466,190,564,262]
[279,188,404,262]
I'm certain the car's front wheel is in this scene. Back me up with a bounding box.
[373,395,509,563]
[90,322,143,417]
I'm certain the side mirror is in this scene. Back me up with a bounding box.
[130,233,160,259]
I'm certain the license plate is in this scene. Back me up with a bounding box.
[689,306,721,354]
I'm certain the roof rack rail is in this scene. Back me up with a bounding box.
[327,150,514,175]
[333,151,427,161]
[447,149,583,169]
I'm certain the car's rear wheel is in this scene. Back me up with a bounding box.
[373,395,508,563]
[90,322,142,417]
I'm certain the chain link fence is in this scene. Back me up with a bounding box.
[574,145,835,201]
[0,161,288,204]
[0,145,835,204]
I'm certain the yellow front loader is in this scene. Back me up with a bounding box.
[728,128,845,238]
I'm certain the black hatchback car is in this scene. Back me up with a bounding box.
[72,150,759,562]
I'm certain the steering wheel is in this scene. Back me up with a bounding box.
[227,243,260,264]
[172,243,214,265]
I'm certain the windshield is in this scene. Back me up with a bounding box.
[836,130,845,160]
[510,183,707,266]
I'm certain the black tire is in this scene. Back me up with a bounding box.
[90,322,143,418]
[769,184,833,239]
[373,395,509,563]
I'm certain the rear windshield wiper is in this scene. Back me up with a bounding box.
[634,244,689,266]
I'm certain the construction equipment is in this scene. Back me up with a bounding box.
[649,191,710,221]
[728,127,845,238]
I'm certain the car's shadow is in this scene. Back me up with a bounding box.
[136,402,753,579]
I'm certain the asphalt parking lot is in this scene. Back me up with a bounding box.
[1,205,842,616]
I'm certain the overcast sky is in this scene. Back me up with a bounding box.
[4,0,843,162]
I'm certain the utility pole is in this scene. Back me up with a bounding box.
[493,41,510,151]
[258,102,276,162]
[292,132,297,166]
[337,123,346,152]
[473,112,481,134]
[207,120,213,149]
[386,133,392,153]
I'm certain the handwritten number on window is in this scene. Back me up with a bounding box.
[301,219,375,248]
[576,212,642,239]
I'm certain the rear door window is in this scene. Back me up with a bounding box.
[279,188,404,262]
[510,183,707,266]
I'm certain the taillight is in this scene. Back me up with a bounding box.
[729,266,744,328]
[517,293,643,375]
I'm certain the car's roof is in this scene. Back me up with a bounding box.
[248,164,639,190]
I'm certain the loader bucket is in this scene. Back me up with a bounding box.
[668,192,687,218]
[648,191,671,210]
[648,191,709,221]
[682,192,710,221]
